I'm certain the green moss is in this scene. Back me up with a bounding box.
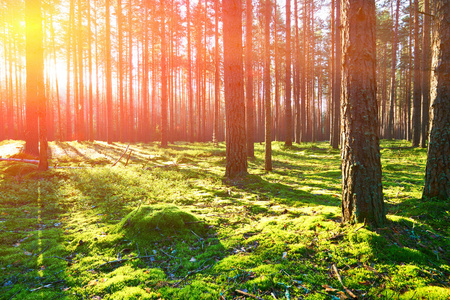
[115,204,206,241]
[0,140,448,300]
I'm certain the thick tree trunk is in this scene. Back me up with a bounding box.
[341,0,385,226]
[223,0,247,178]
[423,0,450,200]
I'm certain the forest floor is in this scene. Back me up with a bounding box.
[0,139,449,300]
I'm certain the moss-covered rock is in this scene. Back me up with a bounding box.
[115,204,206,241]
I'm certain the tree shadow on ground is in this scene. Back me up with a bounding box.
[0,169,72,299]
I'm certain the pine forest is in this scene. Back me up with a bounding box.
[0,0,449,299]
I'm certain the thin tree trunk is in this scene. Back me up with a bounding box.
[25,0,40,155]
[129,0,134,142]
[285,0,292,146]
[264,0,272,171]
[87,0,93,141]
[420,0,430,148]
[187,0,194,142]
[105,0,114,143]
[161,0,168,147]
[294,0,300,143]
[245,0,254,156]
[77,0,84,141]
[387,0,400,139]
[331,0,341,148]
[411,0,421,147]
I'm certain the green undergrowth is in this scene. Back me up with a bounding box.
[0,140,448,299]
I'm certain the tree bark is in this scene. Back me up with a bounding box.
[411,0,421,147]
[187,0,194,143]
[105,0,114,143]
[223,0,247,178]
[387,0,400,140]
[294,0,300,143]
[25,0,41,156]
[128,0,135,142]
[245,0,255,157]
[264,0,272,171]
[77,0,84,141]
[422,0,450,200]
[341,0,384,226]
[285,0,292,146]
[331,0,341,149]
[420,0,431,148]
[161,0,168,148]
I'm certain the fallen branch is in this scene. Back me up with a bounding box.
[331,263,357,298]
[0,157,39,164]
[111,144,130,167]
[173,262,211,288]
[354,219,367,232]
[235,289,263,300]
[125,150,133,166]
[96,255,155,269]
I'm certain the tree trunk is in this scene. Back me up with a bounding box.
[223,0,247,178]
[422,0,450,200]
[88,0,93,141]
[161,0,168,147]
[294,0,300,143]
[341,0,384,226]
[187,0,194,143]
[406,0,413,141]
[285,0,292,146]
[387,0,400,140]
[245,0,255,156]
[105,0,114,143]
[264,0,272,171]
[25,0,40,156]
[331,0,341,149]
[129,0,134,142]
[411,0,421,147]
[77,0,84,141]
[329,0,335,146]
[117,0,124,141]
[420,0,431,148]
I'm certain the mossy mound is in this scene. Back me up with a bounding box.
[115,204,206,240]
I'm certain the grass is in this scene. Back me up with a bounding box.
[0,140,448,299]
